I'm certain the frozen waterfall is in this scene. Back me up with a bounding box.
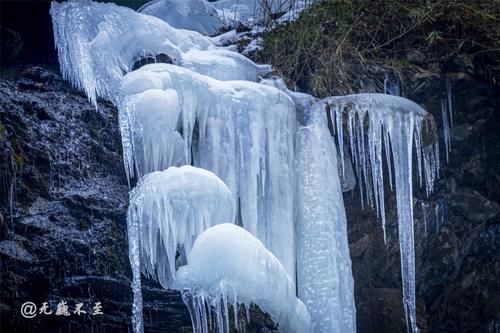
[119,63,297,279]
[50,1,441,333]
[50,0,267,107]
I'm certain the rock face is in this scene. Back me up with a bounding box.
[346,69,500,332]
[0,65,189,332]
[0,66,279,333]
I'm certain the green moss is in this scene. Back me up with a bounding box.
[11,138,26,171]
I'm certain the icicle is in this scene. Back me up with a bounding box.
[177,224,310,333]
[447,78,453,127]
[441,98,451,162]
[314,93,440,333]
[120,64,297,279]
[420,202,429,235]
[128,203,144,333]
[390,111,419,333]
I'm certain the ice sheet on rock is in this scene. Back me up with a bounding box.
[211,29,238,46]
[181,49,271,81]
[120,64,297,278]
[138,0,223,35]
[296,105,356,333]
[176,223,311,333]
[316,93,440,333]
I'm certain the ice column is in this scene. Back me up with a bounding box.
[296,103,356,333]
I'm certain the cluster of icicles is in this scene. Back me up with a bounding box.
[50,1,442,333]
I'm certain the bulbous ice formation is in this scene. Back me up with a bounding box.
[118,88,185,183]
[181,49,271,81]
[120,64,297,279]
[176,223,311,333]
[127,165,235,332]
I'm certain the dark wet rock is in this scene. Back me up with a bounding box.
[0,65,278,333]
[445,55,475,76]
[132,53,174,71]
[0,27,23,66]
[346,68,500,332]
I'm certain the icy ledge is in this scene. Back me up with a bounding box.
[127,166,235,333]
[176,223,311,333]
[314,93,440,333]
[50,0,269,107]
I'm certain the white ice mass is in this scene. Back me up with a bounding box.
[296,106,356,333]
[120,63,297,280]
[138,0,223,35]
[50,0,269,107]
[176,223,311,333]
[127,166,234,332]
[51,1,441,333]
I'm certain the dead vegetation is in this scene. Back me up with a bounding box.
[257,0,500,97]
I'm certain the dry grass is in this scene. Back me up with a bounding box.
[257,0,500,97]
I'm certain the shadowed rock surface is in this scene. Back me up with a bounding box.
[345,69,500,333]
[0,66,278,333]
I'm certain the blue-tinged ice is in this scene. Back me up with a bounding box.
[318,93,440,333]
[181,49,271,81]
[442,78,454,162]
[120,64,297,279]
[50,0,270,107]
[176,223,311,333]
[138,0,223,35]
[127,165,235,333]
[295,102,356,333]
